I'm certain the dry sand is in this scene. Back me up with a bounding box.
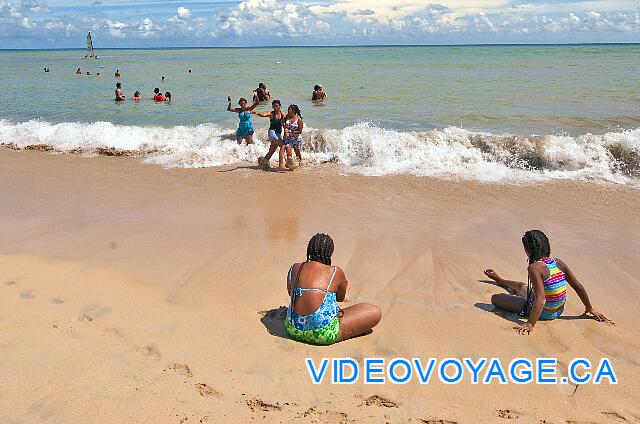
[1,148,639,423]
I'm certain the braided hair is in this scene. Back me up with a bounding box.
[519,230,551,315]
[289,104,302,118]
[306,233,334,265]
[521,230,551,264]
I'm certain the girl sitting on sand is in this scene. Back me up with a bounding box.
[484,229,613,335]
[254,99,285,171]
[286,233,382,345]
[227,96,258,145]
[282,104,303,169]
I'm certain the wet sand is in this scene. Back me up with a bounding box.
[1,148,639,423]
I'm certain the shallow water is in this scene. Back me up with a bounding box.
[1,45,639,183]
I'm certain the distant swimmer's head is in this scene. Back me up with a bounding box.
[188,69,191,73]
[287,104,302,118]
[314,85,320,91]
[154,88,160,94]
[307,233,334,266]
[521,230,550,264]
[258,82,265,89]
[272,99,281,110]
[165,92,171,99]
[134,91,140,96]
[116,82,121,88]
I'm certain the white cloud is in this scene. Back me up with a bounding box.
[177,6,190,19]
[1,0,640,46]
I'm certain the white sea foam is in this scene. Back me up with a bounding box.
[1,119,639,184]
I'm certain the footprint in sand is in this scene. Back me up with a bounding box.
[246,398,283,412]
[78,303,111,322]
[49,298,64,305]
[3,280,16,287]
[495,409,523,420]
[299,407,352,423]
[20,291,35,299]
[137,343,161,360]
[168,362,192,377]
[359,395,399,408]
[102,327,125,339]
[195,383,220,397]
[601,411,628,422]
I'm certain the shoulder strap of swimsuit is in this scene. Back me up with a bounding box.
[325,267,337,292]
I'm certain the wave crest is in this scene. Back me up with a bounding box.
[1,119,638,184]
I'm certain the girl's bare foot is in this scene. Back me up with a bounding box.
[483,269,501,282]
[286,157,295,170]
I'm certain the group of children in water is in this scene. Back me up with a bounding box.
[114,83,171,103]
[227,95,304,171]
[227,81,327,171]
[287,230,613,345]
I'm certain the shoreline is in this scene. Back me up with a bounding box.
[1,148,639,423]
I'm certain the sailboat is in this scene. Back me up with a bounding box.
[84,32,98,59]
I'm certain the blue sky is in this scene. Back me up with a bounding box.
[1,0,639,48]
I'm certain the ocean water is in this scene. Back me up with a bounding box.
[0,45,639,183]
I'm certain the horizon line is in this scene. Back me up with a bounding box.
[2,42,640,51]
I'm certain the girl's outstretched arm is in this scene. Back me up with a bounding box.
[557,258,614,324]
[252,111,273,118]
[248,99,259,111]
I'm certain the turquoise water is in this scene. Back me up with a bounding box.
[1,45,639,183]
[1,45,639,134]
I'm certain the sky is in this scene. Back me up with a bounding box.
[0,0,639,48]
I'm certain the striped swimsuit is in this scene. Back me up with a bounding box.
[539,258,567,320]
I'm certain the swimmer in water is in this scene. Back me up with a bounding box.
[115,82,125,101]
[132,91,142,101]
[153,88,163,102]
[312,84,327,101]
[164,92,171,103]
[115,69,121,77]
[76,68,82,75]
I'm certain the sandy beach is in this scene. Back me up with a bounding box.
[1,148,639,423]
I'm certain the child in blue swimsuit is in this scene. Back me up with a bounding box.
[286,233,383,345]
[227,96,258,145]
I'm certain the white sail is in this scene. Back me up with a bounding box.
[84,32,97,58]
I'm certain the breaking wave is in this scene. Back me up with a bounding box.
[1,119,639,184]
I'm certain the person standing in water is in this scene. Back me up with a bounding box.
[153,88,163,102]
[312,84,326,101]
[115,82,125,101]
[252,82,271,103]
[227,96,259,145]
[282,104,304,169]
[115,69,121,77]
[254,99,286,171]
[483,229,613,335]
